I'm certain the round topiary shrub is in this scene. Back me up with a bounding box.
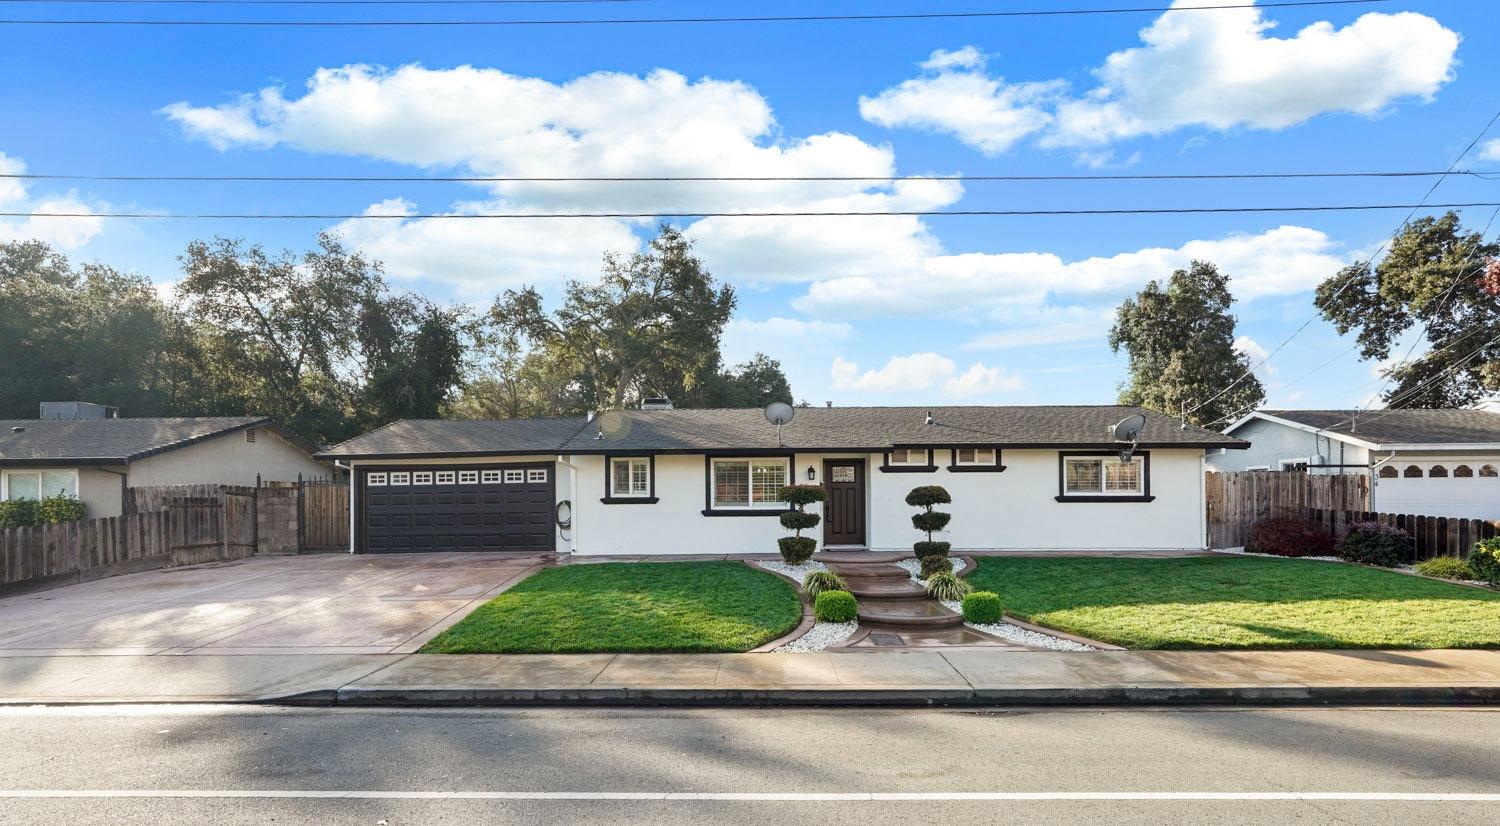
[814,590,858,623]
[1338,521,1411,567]
[1414,555,1476,581]
[777,536,817,565]
[801,569,847,598]
[904,486,953,508]
[961,591,1002,624]
[776,484,826,564]
[913,541,951,559]
[920,555,953,578]
[1470,538,1500,586]
[925,572,973,602]
[1245,515,1335,557]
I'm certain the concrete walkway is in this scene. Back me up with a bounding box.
[4,648,1500,706]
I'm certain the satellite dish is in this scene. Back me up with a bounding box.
[764,402,795,426]
[764,402,795,447]
[1112,414,1147,463]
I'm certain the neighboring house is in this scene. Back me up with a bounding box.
[1209,409,1500,519]
[0,404,329,518]
[318,405,1247,555]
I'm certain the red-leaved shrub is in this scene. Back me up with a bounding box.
[1245,515,1336,557]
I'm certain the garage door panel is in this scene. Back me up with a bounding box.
[362,464,555,554]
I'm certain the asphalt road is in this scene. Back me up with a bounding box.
[2,705,1499,824]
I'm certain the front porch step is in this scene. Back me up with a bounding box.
[855,598,964,629]
[815,551,908,564]
[844,578,927,600]
[825,563,910,581]
[841,625,1034,649]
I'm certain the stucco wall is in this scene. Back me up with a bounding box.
[1207,418,1368,474]
[77,467,124,519]
[571,448,1208,555]
[128,427,329,488]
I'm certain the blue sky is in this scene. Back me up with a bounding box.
[2,0,1497,416]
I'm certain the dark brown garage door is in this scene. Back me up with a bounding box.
[360,464,555,553]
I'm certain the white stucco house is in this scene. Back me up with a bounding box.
[1209,408,1500,520]
[318,405,1248,555]
[0,404,330,518]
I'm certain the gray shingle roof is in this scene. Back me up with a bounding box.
[0,417,279,466]
[317,418,592,459]
[1258,409,1500,446]
[317,406,1245,458]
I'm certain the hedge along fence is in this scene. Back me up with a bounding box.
[1,495,255,592]
[1306,508,1500,563]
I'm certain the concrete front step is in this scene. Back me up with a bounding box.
[844,579,928,600]
[826,563,910,581]
[856,598,964,629]
[815,551,908,564]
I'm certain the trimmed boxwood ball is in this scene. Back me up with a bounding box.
[961,591,1003,624]
[779,511,820,532]
[814,590,858,623]
[778,484,827,507]
[913,541,951,559]
[778,536,817,564]
[911,511,952,534]
[1471,538,1500,586]
[802,569,848,598]
[904,486,953,508]
[920,555,953,578]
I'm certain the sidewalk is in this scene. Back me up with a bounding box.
[4,648,1500,706]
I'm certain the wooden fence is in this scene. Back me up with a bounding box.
[1206,470,1370,549]
[1,495,255,591]
[301,481,349,553]
[1305,508,1500,563]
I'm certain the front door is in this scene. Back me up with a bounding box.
[822,459,866,546]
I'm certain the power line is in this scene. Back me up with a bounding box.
[1180,106,1500,420]
[9,201,1500,220]
[1338,331,1500,433]
[3,169,1487,184]
[2,0,652,3]
[0,0,1391,26]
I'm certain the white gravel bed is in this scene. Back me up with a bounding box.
[898,557,1095,651]
[772,620,858,653]
[1213,546,1342,563]
[755,559,829,582]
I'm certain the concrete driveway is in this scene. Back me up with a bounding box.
[0,553,553,657]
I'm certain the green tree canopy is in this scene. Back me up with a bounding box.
[1315,211,1500,407]
[1110,259,1265,427]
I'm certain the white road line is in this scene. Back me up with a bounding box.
[0,791,1498,802]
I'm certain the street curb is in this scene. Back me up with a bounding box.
[315,684,1500,708]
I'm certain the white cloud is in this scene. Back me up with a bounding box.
[943,363,1024,397]
[962,307,1116,351]
[862,4,1458,155]
[0,152,105,249]
[163,63,954,296]
[795,225,1347,318]
[721,317,852,364]
[832,352,1021,399]
[858,61,1060,156]
[1480,139,1500,162]
[1233,334,1277,378]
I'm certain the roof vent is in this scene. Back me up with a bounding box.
[825,401,832,408]
[924,411,935,426]
[10,426,22,433]
[640,397,674,410]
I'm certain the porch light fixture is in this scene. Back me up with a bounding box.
[807,466,816,481]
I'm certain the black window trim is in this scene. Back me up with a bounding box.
[946,446,1007,473]
[1056,450,1155,503]
[702,452,795,516]
[601,453,658,504]
[879,447,937,473]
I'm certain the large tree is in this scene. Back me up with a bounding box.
[1315,211,1500,408]
[0,240,191,419]
[489,225,739,410]
[1110,260,1265,427]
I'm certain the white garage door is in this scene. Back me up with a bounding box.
[1373,461,1500,520]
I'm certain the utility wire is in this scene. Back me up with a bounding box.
[0,0,1391,26]
[9,201,1500,220]
[3,169,1487,184]
[0,0,654,3]
[1337,331,1500,433]
[1180,106,1500,421]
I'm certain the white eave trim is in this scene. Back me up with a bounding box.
[1373,442,1500,453]
[1224,411,1379,450]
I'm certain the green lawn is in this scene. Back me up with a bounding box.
[421,561,802,654]
[966,556,1500,650]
